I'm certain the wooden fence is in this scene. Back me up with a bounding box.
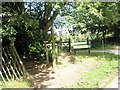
[0,45,27,83]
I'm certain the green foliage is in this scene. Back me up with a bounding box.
[62,46,69,51]
[2,2,119,64]
[29,42,46,61]
[2,2,66,61]
[29,42,43,53]
[2,25,17,44]
[58,2,119,41]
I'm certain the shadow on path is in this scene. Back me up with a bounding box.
[23,61,55,88]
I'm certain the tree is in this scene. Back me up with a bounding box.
[2,2,67,61]
[59,2,119,41]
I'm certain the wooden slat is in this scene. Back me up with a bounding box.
[71,42,87,45]
[9,46,23,76]
[6,46,21,78]
[47,43,57,46]
[0,71,6,83]
[73,45,91,49]
[1,63,10,82]
[3,47,18,80]
[2,57,12,80]
[11,45,28,76]
[1,45,28,82]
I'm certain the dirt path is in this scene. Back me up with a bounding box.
[80,49,120,55]
[78,46,120,88]
[24,53,101,88]
[24,46,119,88]
[42,63,86,88]
[105,77,118,88]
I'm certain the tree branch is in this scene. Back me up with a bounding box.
[43,2,67,31]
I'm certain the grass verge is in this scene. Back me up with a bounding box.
[91,44,118,50]
[0,79,31,88]
[64,52,118,88]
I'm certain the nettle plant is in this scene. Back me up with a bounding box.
[29,42,45,60]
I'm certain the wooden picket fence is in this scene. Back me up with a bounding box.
[0,45,27,83]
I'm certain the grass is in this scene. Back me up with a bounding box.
[0,79,31,89]
[65,43,118,51]
[91,43,118,50]
[73,62,117,88]
[64,52,118,88]
[1,51,118,88]
[91,45,111,50]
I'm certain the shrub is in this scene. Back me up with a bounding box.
[69,55,76,64]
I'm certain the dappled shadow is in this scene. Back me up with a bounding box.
[23,61,55,88]
[61,52,75,59]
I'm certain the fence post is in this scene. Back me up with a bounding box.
[68,38,71,52]
[44,41,49,64]
[56,44,58,64]
[51,27,56,67]
[87,38,90,54]
[102,38,105,55]
[59,38,62,50]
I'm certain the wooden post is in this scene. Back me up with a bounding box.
[44,41,49,64]
[102,38,105,55]
[74,49,76,55]
[87,38,90,54]
[68,38,71,52]
[59,38,62,50]
[58,38,62,55]
[51,27,56,67]
[55,44,58,64]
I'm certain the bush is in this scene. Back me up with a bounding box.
[29,42,45,61]
[69,55,76,64]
